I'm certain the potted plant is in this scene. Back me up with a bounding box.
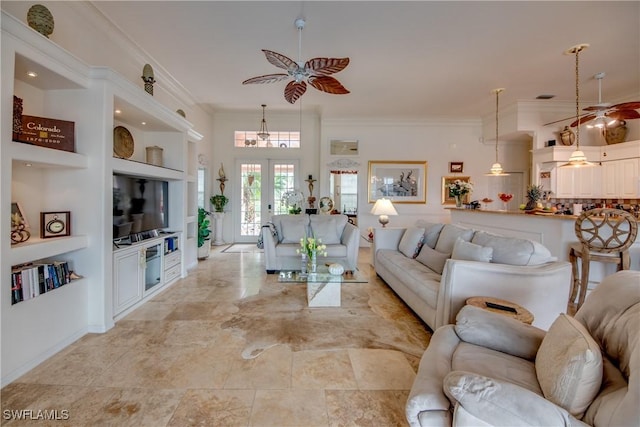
[197,207,211,259]
[210,194,229,213]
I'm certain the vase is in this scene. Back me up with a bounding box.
[300,252,307,276]
[454,195,463,208]
[310,251,317,273]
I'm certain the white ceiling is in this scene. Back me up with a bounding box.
[90,1,639,119]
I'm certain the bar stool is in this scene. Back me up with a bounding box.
[569,208,637,309]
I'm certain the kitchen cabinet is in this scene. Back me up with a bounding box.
[601,158,639,198]
[554,165,599,198]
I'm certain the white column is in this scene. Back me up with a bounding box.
[213,212,225,245]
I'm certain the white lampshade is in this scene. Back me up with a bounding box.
[370,198,398,227]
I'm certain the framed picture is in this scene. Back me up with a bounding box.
[449,162,464,173]
[442,176,472,205]
[330,139,359,156]
[11,202,29,228]
[368,161,427,204]
[40,211,71,238]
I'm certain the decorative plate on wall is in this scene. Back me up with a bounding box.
[113,126,134,159]
[319,196,334,214]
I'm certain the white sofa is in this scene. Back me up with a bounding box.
[373,221,572,331]
[262,214,359,273]
[406,270,640,427]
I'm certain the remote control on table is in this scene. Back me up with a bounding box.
[485,301,517,313]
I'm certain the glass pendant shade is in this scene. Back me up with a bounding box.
[257,104,270,140]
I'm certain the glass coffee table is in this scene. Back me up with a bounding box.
[278,266,367,307]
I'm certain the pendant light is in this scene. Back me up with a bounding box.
[486,88,509,176]
[257,104,270,140]
[561,44,595,168]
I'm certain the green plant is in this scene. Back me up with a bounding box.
[210,194,229,213]
[198,207,211,247]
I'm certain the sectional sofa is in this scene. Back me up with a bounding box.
[372,221,572,330]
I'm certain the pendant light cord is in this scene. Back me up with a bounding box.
[574,47,581,149]
[495,89,500,163]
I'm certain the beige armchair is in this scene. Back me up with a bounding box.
[262,214,359,273]
[406,270,639,427]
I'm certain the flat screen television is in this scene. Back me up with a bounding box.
[113,174,169,238]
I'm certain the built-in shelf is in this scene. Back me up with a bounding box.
[10,235,89,266]
[9,142,88,169]
[111,157,183,180]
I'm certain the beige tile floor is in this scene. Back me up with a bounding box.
[1,247,431,426]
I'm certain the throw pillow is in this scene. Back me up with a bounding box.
[280,216,308,244]
[415,245,450,274]
[310,214,347,245]
[414,221,444,249]
[471,231,554,266]
[451,238,493,263]
[435,224,474,254]
[398,226,425,259]
[444,372,581,426]
[535,314,603,417]
[310,217,340,244]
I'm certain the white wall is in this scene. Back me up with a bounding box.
[320,118,531,240]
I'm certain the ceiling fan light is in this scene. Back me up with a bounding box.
[607,118,617,126]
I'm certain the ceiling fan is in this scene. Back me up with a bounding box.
[242,18,350,104]
[545,72,640,127]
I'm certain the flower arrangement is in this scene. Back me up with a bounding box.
[297,236,327,259]
[282,190,304,214]
[448,180,474,197]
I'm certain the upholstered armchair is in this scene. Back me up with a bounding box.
[262,214,359,273]
[406,270,639,427]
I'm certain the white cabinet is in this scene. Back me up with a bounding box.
[112,234,181,318]
[538,141,639,199]
[554,165,599,198]
[113,247,144,315]
[601,158,640,198]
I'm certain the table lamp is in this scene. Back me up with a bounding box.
[370,198,398,227]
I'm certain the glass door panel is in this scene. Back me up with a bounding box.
[235,160,298,242]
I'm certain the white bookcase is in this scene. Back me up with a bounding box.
[1,11,200,386]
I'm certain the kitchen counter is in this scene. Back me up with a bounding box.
[447,207,578,220]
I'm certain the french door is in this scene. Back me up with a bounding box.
[234,159,299,242]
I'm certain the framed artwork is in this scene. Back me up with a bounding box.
[330,139,359,156]
[40,211,71,238]
[442,176,472,205]
[368,161,427,204]
[449,162,464,173]
[11,202,29,228]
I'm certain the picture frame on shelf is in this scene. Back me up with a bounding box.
[449,162,464,173]
[368,160,427,204]
[442,176,471,205]
[40,211,71,238]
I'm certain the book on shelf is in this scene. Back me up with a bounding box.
[10,260,77,305]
